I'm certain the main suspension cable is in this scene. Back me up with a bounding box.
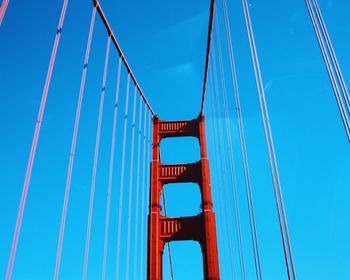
[6,1,69,278]
[93,0,155,116]
[82,35,111,280]
[200,0,216,115]
[241,0,296,278]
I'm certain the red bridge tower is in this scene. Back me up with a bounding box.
[147,115,220,279]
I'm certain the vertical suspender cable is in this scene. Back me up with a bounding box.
[6,1,69,278]
[139,106,148,277]
[54,7,96,279]
[82,35,111,280]
[241,0,296,278]
[205,74,222,268]
[306,0,350,141]
[221,0,262,278]
[0,0,9,24]
[211,40,237,278]
[101,57,122,280]
[132,96,143,280]
[161,190,175,280]
[116,74,131,279]
[214,15,247,279]
[205,73,225,275]
[208,65,232,279]
[242,1,290,277]
[306,0,350,133]
[146,110,152,275]
[125,86,138,278]
[312,0,350,114]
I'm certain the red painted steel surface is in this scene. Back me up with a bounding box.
[147,116,220,279]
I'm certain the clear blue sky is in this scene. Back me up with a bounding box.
[0,0,349,279]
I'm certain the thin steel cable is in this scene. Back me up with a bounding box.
[208,66,232,279]
[208,63,230,279]
[132,95,143,280]
[6,1,69,278]
[145,110,152,276]
[54,8,97,279]
[306,0,349,125]
[101,56,123,280]
[306,0,350,140]
[125,86,138,278]
[115,74,131,279]
[161,190,175,280]
[242,1,290,277]
[221,0,262,278]
[82,35,111,280]
[139,105,148,277]
[307,0,350,137]
[211,42,237,278]
[205,74,224,266]
[0,0,9,24]
[214,15,247,279]
[242,0,296,278]
[312,0,350,115]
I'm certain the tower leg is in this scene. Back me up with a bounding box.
[147,116,220,280]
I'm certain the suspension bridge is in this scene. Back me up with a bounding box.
[0,0,349,279]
